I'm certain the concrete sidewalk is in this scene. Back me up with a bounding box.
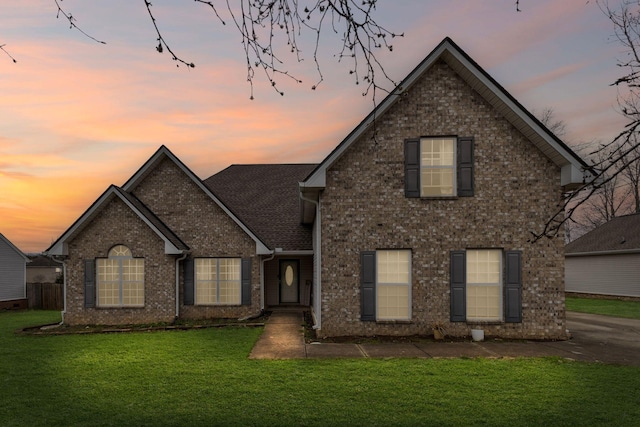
[249,310,640,366]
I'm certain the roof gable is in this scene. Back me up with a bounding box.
[46,185,189,256]
[566,213,640,255]
[125,146,271,254]
[0,233,29,262]
[302,37,590,191]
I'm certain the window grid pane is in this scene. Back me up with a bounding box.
[97,246,145,307]
[377,284,410,320]
[195,258,241,305]
[420,137,455,196]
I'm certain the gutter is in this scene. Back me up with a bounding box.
[566,249,640,257]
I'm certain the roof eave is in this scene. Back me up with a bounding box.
[46,186,187,257]
[124,146,272,255]
[302,37,590,190]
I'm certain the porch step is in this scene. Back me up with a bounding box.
[249,311,306,359]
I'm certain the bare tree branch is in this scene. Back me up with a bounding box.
[532,0,640,241]
[138,1,402,100]
[0,43,17,63]
[54,0,105,45]
[143,1,195,69]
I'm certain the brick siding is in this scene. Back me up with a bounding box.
[317,60,567,339]
[64,157,261,325]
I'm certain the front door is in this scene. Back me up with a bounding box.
[279,260,299,304]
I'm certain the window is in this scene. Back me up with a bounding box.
[361,250,411,321]
[195,258,241,305]
[466,249,502,321]
[450,249,523,323]
[404,136,474,198]
[420,137,455,196]
[97,245,144,307]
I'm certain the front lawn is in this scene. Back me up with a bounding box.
[566,295,640,319]
[1,310,639,426]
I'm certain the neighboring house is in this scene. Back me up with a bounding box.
[46,38,590,339]
[0,233,29,309]
[27,255,62,283]
[566,213,640,298]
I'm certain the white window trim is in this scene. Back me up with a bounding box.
[375,250,412,321]
[195,258,242,305]
[466,249,503,322]
[97,245,145,308]
[420,136,457,197]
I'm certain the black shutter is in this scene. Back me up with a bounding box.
[457,137,474,197]
[405,138,421,198]
[450,251,466,322]
[183,258,194,306]
[361,251,376,321]
[505,251,522,323]
[84,259,96,308]
[241,258,252,305]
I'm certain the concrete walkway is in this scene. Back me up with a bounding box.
[249,310,306,359]
[249,310,640,366]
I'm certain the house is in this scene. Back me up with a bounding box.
[0,233,29,310]
[27,254,63,284]
[566,213,640,298]
[46,37,590,339]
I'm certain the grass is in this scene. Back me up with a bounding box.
[566,295,640,319]
[1,310,640,426]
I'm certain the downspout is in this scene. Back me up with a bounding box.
[261,252,275,310]
[49,256,67,325]
[175,251,189,322]
[299,189,321,330]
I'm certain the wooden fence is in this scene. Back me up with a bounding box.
[27,282,63,310]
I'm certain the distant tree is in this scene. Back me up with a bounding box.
[620,134,640,213]
[532,0,640,241]
[537,107,567,139]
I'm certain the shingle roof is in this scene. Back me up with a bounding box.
[27,255,59,267]
[204,164,318,251]
[566,213,640,254]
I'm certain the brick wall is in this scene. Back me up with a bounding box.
[129,157,260,320]
[64,156,261,325]
[65,196,175,325]
[317,60,567,339]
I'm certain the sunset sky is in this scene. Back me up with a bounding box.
[0,0,631,252]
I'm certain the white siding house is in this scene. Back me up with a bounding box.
[565,214,640,298]
[0,233,29,307]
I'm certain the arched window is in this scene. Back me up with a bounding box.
[97,245,144,307]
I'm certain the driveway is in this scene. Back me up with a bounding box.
[552,311,640,366]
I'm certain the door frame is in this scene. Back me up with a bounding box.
[279,259,300,304]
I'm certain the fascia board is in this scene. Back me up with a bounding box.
[0,233,29,261]
[444,47,588,172]
[566,249,640,257]
[47,187,183,256]
[123,146,272,254]
[302,45,445,189]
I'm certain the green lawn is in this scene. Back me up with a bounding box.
[566,296,640,320]
[1,311,639,427]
